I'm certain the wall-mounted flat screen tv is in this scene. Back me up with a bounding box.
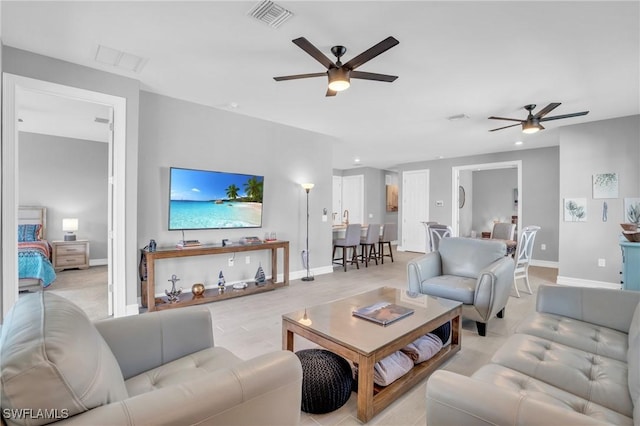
[169,167,264,230]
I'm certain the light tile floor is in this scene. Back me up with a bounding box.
[202,249,557,426]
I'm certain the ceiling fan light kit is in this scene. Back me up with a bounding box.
[328,67,350,91]
[489,103,589,133]
[274,36,399,96]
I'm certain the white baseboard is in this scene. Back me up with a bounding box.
[125,304,140,316]
[556,275,622,290]
[90,258,108,267]
[289,265,334,281]
[530,259,559,268]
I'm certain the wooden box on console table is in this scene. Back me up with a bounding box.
[139,241,290,311]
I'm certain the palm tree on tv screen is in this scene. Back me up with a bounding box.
[244,177,263,203]
[225,184,240,200]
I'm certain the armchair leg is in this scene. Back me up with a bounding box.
[476,322,487,336]
[497,308,505,318]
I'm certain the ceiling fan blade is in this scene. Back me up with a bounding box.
[351,71,398,82]
[534,103,561,119]
[539,111,589,122]
[273,72,326,81]
[343,36,399,70]
[326,88,337,97]
[488,116,524,122]
[292,37,335,69]
[489,123,521,132]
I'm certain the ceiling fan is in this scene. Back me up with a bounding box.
[488,103,589,134]
[273,36,399,97]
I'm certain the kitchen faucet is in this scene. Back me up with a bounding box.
[343,209,350,225]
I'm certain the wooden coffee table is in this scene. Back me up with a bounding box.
[282,287,462,422]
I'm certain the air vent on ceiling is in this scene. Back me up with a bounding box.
[95,45,147,73]
[248,0,293,28]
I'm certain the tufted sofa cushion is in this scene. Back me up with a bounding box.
[472,363,633,425]
[0,293,128,426]
[490,333,632,417]
[516,311,629,362]
[125,346,243,396]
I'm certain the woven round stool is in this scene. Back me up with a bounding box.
[295,349,353,414]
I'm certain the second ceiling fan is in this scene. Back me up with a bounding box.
[273,36,399,97]
[489,103,589,134]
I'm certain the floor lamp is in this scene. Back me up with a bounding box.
[301,183,314,281]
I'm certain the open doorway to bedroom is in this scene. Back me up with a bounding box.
[2,74,127,319]
[17,91,111,320]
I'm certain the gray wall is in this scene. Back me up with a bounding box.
[137,91,336,291]
[397,146,560,262]
[472,168,517,234]
[2,46,140,305]
[18,132,108,260]
[558,115,640,284]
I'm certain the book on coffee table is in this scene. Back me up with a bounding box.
[352,302,414,326]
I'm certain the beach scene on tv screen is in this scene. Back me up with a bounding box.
[169,168,263,229]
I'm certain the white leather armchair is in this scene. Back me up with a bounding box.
[407,237,514,336]
[1,292,303,426]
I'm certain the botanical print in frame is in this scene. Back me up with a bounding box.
[624,198,640,225]
[592,173,618,199]
[564,198,587,222]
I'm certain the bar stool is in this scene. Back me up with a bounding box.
[359,224,380,267]
[332,224,361,271]
[378,223,397,264]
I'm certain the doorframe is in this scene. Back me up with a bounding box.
[451,160,522,238]
[2,73,127,318]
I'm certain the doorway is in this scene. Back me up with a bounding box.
[451,161,522,238]
[2,73,127,318]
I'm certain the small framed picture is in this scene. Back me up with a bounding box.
[564,198,587,222]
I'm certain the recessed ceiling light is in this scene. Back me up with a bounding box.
[437,155,444,159]
[515,141,523,146]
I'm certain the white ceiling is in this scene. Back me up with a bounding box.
[3,1,639,170]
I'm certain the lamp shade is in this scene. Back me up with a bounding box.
[62,218,78,232]
[328,68,350,92]
[301,183,315,191]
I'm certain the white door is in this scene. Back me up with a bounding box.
[342,175,364,225]
[332,176,342,225]
[401,170,429,252]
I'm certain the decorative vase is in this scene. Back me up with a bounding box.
[191,283,205,297]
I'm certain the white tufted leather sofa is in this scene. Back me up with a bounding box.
[1,292,303,426]
[426,285,640,425]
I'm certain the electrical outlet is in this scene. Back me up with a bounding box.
[541,244,546,250]
[245,256,250,265]
[598,258,606,267]
[228,257,234,267]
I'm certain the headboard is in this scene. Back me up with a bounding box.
[18,206,47,240]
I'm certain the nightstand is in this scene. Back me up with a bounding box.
[52,240,90,272]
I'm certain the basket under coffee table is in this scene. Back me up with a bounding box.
[282,286,462,423]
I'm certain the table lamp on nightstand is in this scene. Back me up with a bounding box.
[62,218,78,241]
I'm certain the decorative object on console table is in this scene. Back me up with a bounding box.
[165,274,182,303]
[217,271,226,291]
[255,263,266,285]
[301,183,315,282]
[191,283,205,297]
[62,218,78,241]
[51,240,90,272]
